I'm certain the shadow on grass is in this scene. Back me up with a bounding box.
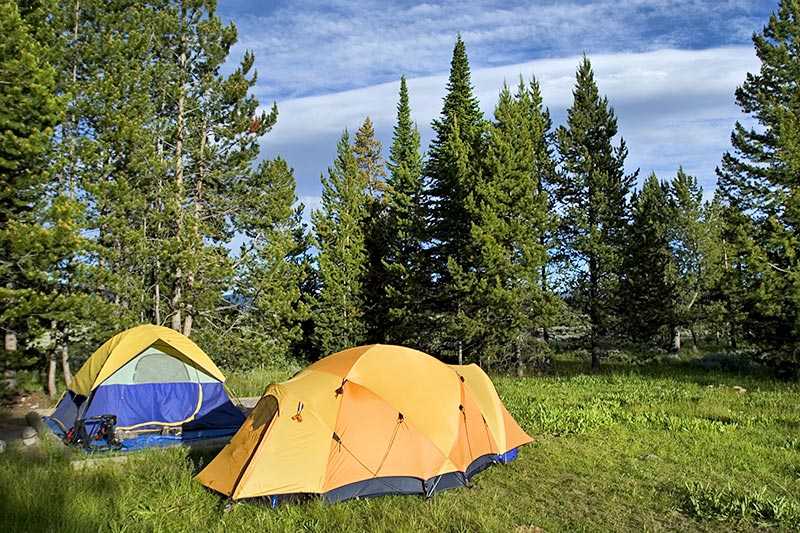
[0,448,120,533]
[186,448,222,476]
[547,357,785,387]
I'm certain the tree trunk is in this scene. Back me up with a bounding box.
[171,275,182,331]
[590,341,600,372]
[171,2,187,333]
[690,326,699,352]
[589,267,600,372]
[671,327,681,353]
[154,273,161,324]
[47,351,57,398]
[4,330,16,352]
[182,313,193,337]
[515,338,524,377]
[155,133,164,326]
[182,115,207,339]
[60,343,72,386]
[457,340,463,366]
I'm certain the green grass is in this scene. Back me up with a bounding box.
[224,366,294,398]
[1,358,798,532]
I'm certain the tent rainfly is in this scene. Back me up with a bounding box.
[196,344,532,504]
[46,324,245,450]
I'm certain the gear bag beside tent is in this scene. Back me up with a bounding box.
[45,325,245,450]
[196,344,531,504]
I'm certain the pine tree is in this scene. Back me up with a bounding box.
[74,1,277,338]
[712,201,755,349]
[716,0,800,371]
[471,78,556,373]
[209,158,310,369]
[0,0,61,309]
[43,0,130,387]
[0,0,114,394]
[0,0,64,391]
[556,56,637,370]
[19,1,287,369]
[381,76,428,346]
[61,0,166,333]
[620,174,676,347]
[54,1,279,339]
[157,1,278,337]
[4,1,305,379]
[667,169,723,351]
[425,35,486,362]
[352,117,388,342]
[353,117,386,196]
[312,131,369,355]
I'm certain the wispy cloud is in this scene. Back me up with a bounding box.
[222,0,771,100]
[261,46,758,199]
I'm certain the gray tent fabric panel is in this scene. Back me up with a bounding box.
[270,452,515,506]
[102,347,218,385]
[320,469,475,503]
[133,352,190,383]
[423,471,467,496]
[323,477,424,503]
[47,391,81,435]
[465,454,498,479]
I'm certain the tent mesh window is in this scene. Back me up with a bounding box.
[102,347,216,386]
[134,352,191,383]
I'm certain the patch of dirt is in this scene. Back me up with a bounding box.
[0,391,51,443]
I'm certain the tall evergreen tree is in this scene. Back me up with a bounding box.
[471,78,556,374]
[353,117,386,196]
[620,174,675,347]
[0,0,63,380]
[1,0,117,394]
[158,1,278,337]
[712,201,756,349]
[381,76,428,346]
[16,0,286,371]
[64,0,167,334]
[42,0,130,387]
[70,0,276,338]
[425,35,486,362]
[352,117,388,342]
[668,170,724,351]
[210,158,310,369]
[556,56,637,370]
[312,131,369,355]
[716,0,800,370]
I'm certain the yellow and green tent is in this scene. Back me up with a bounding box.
[46,325,245,449]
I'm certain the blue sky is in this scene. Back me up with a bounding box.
[218,0,774,212]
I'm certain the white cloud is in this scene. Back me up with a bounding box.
[260,46,758,197]
[225,0,767,101]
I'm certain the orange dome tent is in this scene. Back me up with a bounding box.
[196,344,532,504]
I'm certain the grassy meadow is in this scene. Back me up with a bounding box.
[1,357,799,532]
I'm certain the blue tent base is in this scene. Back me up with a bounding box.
[115,427,238,451]
[45,380,246,452]
[497,447,519,463]
[261,447,523,508]
[44,417,239,453]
